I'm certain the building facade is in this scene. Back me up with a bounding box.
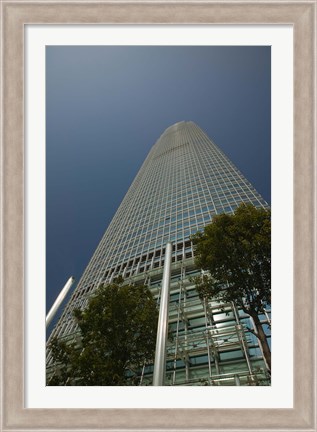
[46,121,271,386]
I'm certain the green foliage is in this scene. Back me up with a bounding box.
[192,203,271,316]
[192,204,271,372]
[47,279,158,386]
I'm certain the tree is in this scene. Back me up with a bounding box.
[47,278,158,385]
[192,204,271,372]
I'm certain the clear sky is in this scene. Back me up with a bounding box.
[46,46,271,332]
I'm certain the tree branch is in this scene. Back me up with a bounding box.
[246,326,260,339]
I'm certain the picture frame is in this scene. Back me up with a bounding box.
[1,1,316,431]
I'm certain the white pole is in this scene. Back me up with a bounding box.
[46,276,75,328]
[153,242,172,386]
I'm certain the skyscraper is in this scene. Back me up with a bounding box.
[46,121,271,386]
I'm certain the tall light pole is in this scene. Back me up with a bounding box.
[153,242,172,386]
[46,276,75,328]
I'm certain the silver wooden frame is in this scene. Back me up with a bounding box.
[1,1,316,431]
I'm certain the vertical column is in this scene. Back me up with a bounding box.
[46,276,75,328]
[153,242,172,386]
[204,300,212,379]
[232,302,253,375]
[172,284,182,385]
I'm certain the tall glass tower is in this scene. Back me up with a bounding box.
[47,121,271,386]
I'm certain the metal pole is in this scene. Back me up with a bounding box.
[231,302,253,375]
[46,276,74,328]
[172,286,182,385]
[153,242,172,386]
[204,300,213,378]
[234,374,241,386]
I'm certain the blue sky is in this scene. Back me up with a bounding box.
[46,46,271,332]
